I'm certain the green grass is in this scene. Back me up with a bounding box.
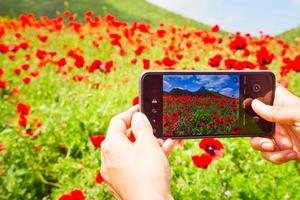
[277,25,300,44]
[0,0,211,30]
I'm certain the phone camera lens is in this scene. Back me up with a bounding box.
[252,84,261,93]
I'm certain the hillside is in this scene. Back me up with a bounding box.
[164,87,235,99]
[0,0,212,30]
[277,25,300,44]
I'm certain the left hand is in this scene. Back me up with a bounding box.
[100,105,177,200]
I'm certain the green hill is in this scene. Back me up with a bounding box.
[0,0,211,30]
[277,25,300,44]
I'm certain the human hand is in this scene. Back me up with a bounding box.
[100,105,176,200]
[250,85,300,164]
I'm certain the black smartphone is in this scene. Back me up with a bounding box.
[140,70,275,139]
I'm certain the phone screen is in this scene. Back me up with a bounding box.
[141,71,275,138]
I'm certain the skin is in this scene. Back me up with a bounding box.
[100,105,175,200]
[250,85,300,164]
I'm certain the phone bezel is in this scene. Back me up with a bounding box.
[140,70,276,139]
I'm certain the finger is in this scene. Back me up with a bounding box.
[251,99,300,125]
[107,105,140,138]
[275,84,300,106]
[131,112,156,142]
[273,125,293,150]
[250,137,275,152]
[261,150,297,164]
[162,139,177,157]
[115,105,140,129]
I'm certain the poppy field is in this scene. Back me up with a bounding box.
[1,9,300,200]
[163,95,240,137]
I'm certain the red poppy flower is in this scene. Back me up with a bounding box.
[231,126,240,134]
[199,122,206,127]
[36,49,47,60]
[208,54,222,67]
[211,24,220,32]
[30,71,39,77]
[224,59,238,69]
[21,64,30,71]
[89,135,105,148]
[229,35,247,51]
[0,144,5,152]
[59,189,85,200]
[26,129,33,136]
[256,47,274,66]
[162,56,176,67]
[0,44,9,54]
[14,68,21,75]
[142,58,150,70]
[132,96,139,105]
[0,80,8,89]
[95,171,104,184]
[192,153,212,169]
[99,60,113,73]
[157,29,166,38]
[23,77,31,84]
[16,102,31,116]
[36,34,48,42]
[56,58,67,67]
[134,45,146,55]
[0,67,3,76]
[18,115,27,128]
[199,138,224,156]
[131,58,138,64]
[74,55,85,68]
[70,190,85,200]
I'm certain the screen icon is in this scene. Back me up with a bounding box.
[152,98,158,104]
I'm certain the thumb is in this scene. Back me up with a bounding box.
[131,112,156,142]
[252,99,300,125]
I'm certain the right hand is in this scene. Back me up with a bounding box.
[250,85,300,164]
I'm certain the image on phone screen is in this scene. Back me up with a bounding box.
[163,74,240,137]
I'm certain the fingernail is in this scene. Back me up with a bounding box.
[287,151,297,160]
[252,99,265,108]
[261,142,274,150]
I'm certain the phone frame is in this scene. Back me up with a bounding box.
[140,70,276,139]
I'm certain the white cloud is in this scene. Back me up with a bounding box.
[163,80,171,90]
[219,87,234,97]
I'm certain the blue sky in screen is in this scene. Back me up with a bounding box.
[163,75,240,98]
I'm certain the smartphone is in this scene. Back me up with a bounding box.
[140,70,275,139]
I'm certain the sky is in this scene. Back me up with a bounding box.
[163,75,240,98]
[146,0,300,36]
